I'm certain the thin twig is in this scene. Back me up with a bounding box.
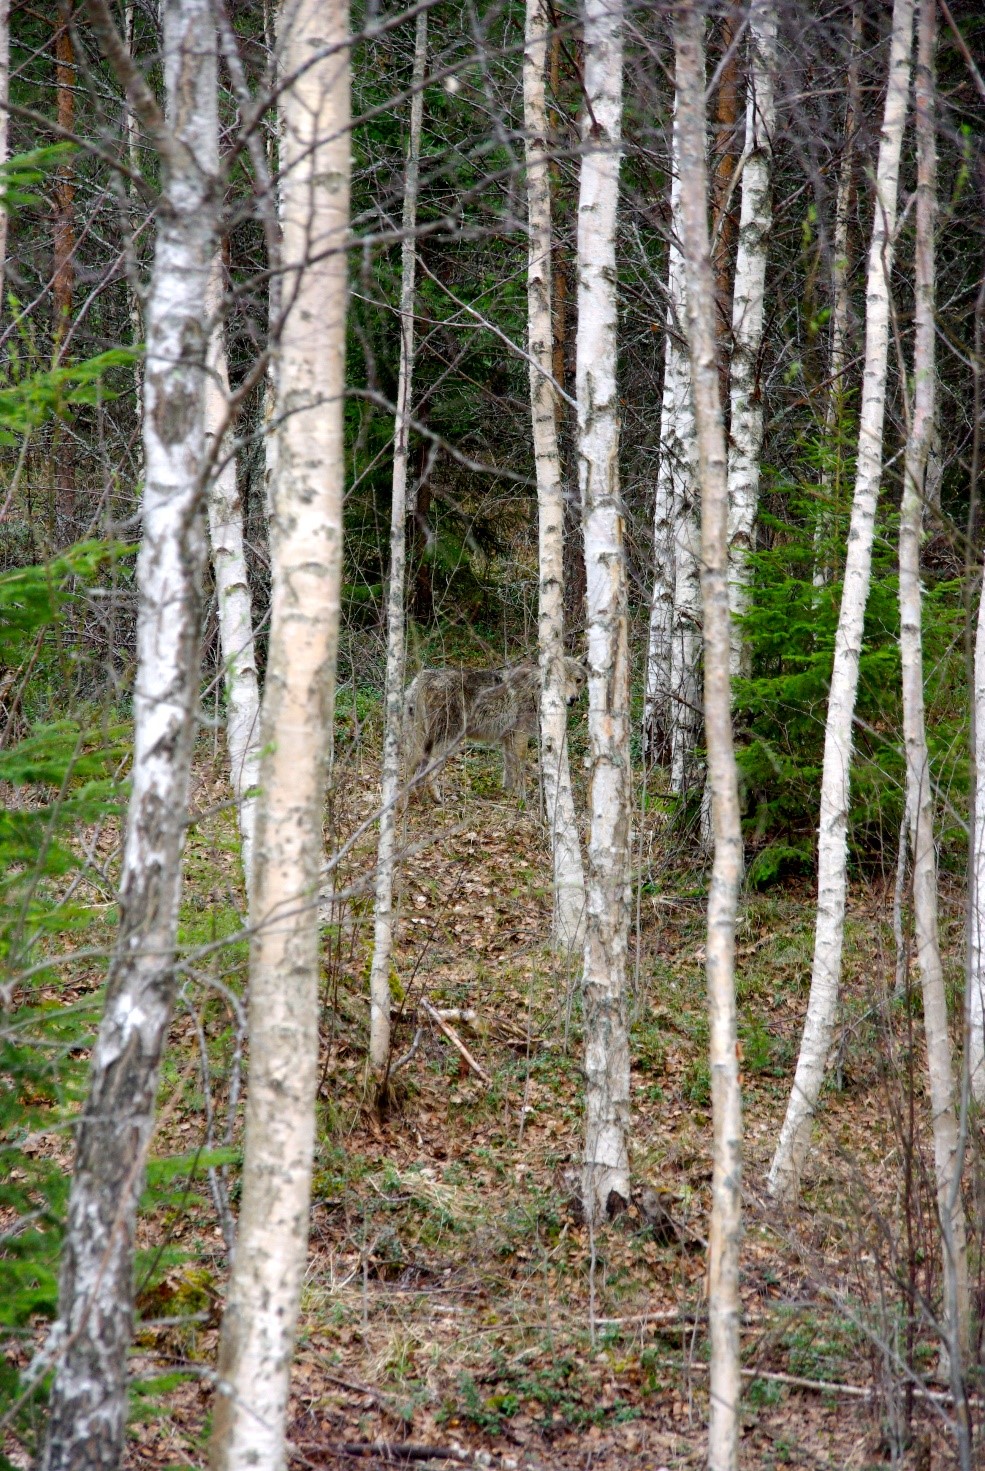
[420,999,491,1084]
[292,1444,491,1465]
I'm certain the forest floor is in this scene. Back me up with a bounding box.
[4,736,982,1470]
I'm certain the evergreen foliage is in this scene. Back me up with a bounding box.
[0,547,126,1344]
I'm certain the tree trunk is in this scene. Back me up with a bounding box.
[899,0,970,1380]
[726,0,777,680]
[668,99,702,798]
[664,67,711,800]
[53,18,76,539]
[970,569,985,1102]
[123,2,144,397]
[576,0,630,1226]
[967,97,985,1121]
[369,7,427,1086]
[813,2,862,591]
[204,252,262,892]
[0,0,10,318]
[674,9,744,1466]
[547,33,584,644]
[769,0,915,1202]
[524,0,586,953]
[710,11,739,362]
[53,19,75,346]
[39,0,219,1463]
[262,81,280,529]
[209,0,350,1462]
[643,100,694,771]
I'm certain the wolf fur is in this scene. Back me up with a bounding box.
[403,657,586,799]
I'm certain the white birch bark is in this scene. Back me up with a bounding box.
[970,570,985,1101]
[209,0,350,1461]
[205,254,262,891]
[369,8,427,1083]
[674,10,744,1465]
[667,103,701,797]
[0,0,10,317]
[899,0,970,1367]
[670,458,702,794]
[727,0,777,679]
[576,0,630,1225]
[969,101,985,1111]
[124,1,144,377]
[262,2,282,528]
[813,2,862,590]
[768,0,915,1201]
[524,0,586,952]
[643,103,694,771]
[39,0,218,1463]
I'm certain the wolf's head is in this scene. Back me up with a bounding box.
[562,657,588,706]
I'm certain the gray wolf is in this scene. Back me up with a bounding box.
[403,657,586,800]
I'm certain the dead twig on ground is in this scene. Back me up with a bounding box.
[292,1442,494,1465]
[420,998,491,1084]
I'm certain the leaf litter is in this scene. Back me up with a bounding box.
[4,741,974,1471]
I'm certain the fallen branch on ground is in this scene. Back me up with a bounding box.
[293,1442,494,1465]
[420,999,491,1084]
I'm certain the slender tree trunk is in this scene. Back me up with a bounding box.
[643,101,694,771]
[969,570,985,1102]
[968,112,985,1118]
[899,0,970,1380]
[668,103,702,798]
[547,33,584,644]
[204,252,262,891]
[209,0,350,1462]
[813,2,862,590]
[674,9,744,1466]
[577,0,630,1226]
[0,0,10,318]
[53,19,75,347]
[124,2,144,395]
[252,0,281,530]
[726,0,776,680]
[710,11,739,358]
[39,0,219,1463]
[53,17,76,538]
[369,7,426,1085]
[769,0,915,1202]
[524,0,585,952]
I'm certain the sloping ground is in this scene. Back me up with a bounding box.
[3,742,977,1469]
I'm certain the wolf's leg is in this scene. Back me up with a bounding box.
[504,732,529,795]
[415,744,445,803]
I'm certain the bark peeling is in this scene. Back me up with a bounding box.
[41,1,219,1464]
[576,0,630,1226]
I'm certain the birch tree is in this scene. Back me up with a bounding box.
[969,169,985,1108]
[769,0,915,1201]
[577,0,630,1224]
[0,0,10,316]
[210,0,350,1461]
[970,567,985,1104]
[812,3,862,591]
[205,253,262,892]
[709,12,739,351]
[898,0,970,1372]
[727,0,777,679]
[524,0,586,951]
[52,19,76,535]
[674,6,744,1464]
[369,7,427,1086]
[39,0,219,1462]
[667,105,702,798]
[642,102,694,772]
